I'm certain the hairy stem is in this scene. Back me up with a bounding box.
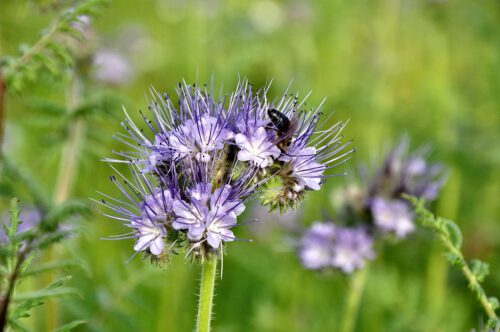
[54,72,85,204]
[340,267,368,332]
[196,256,218,332]
[45,70,85,330]
[408,196,499,326]
[0,70,6,151]
[441,236,498,321]
[0,242,33,331]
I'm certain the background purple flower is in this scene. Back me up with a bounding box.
[369,136,447,201]
[93,49,134,85]
[299,222,375,273]
[300,222,336,270]
[371,197,415,238]
[330,226,375,273]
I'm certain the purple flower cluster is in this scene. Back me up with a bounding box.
[100,80,351,262]
[298,137,446,274]
[300,222,374,273]
[365,137,446,238]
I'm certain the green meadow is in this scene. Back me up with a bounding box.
[1,0,499,331]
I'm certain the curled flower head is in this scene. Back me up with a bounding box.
[299,222,375,273]
[360,137,447,238]
[100,79,351,263]
[369,136,447,201]
[330,136,447,239]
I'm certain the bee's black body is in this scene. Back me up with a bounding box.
[267,109,291,134]
[267,109,298,151]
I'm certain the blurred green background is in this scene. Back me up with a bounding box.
[1,0,500,331]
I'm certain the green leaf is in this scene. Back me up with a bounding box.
[22,260,87,277]
[8,318,30,332]
[489,296,500,311]
[471,259,490,283]
[42,200,90,231]
[13,275,80,303]
[3,0,110,92]
[13,287,81,302]
[6,198,21,240]
[35,231,67,250]
[47,275,73,289]
[53,320,86,332]
[443,219,463,249]
[11,298,45,319]
[47,42,73,66]
[486,317,500,330]
[444,252,462,266]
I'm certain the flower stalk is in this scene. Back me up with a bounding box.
[196,255,218,332]
[0,69,6,151]
[54,71,85,204]
[407,196,499,328]
[47,68,85,330]
[340,266,368,332]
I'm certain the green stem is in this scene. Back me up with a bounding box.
[53,72,84,204]
[408,196,499,327]
[196,256,218,332]
[340,267,368,332]
[442,236,498,321]
[8,24,59,74]
[0,69,6,151]
[45,70,85,331]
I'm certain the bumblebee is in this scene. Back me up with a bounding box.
[267,109,298,151]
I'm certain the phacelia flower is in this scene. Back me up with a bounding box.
[93,50,134,86]
[360,137,447,238]
[169,113,234,162]
[369,136,447,201]
[132,216,167,256]
[280,146,326,191]
[235,127,280,168]
[299,222,375,273]
[300,222,336,270]
[99,172,173,258]
[330,226,375,273]
[173,183,245,248]
[371,197,414,238]
[100,79,351,263]
[141,188,173,222]
[293,136,447,274]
